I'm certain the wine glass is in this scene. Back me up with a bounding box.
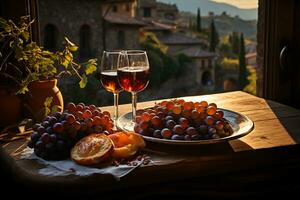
[117,50,150,131]
[99,50,123,130]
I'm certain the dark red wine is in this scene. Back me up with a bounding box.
[117,67,149,92]
[100,71,123,93]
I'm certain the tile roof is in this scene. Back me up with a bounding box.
[104,13,145,26]
[143,21,174,31]
[158,32,207,45]
[177,46,217,58]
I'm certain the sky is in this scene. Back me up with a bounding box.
[211,0,258,9]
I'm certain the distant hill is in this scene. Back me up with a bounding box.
[180,11,257,40]
[157,0,258,20]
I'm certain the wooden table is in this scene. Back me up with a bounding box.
[1,91,300,198]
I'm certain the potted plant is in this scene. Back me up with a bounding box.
[0,16,97,124]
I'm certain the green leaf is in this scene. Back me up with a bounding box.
[21,31,29,41]
[61,51,72,68]
[43,97,54,117]
[51,105,59,114]
[44,97,53,109]
[17,86,29,94]
[79,74,87,88]
[85,62,97,75]
[64,37,78,52]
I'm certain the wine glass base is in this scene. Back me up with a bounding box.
[116,112,135,132]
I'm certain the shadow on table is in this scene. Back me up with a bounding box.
[267,100,300,143]
[144,139,253,157]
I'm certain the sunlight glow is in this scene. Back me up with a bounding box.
[211,0,258,9]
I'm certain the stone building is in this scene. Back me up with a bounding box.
[39,0,103,62]
[39,0,144,61]
[102,0,144,50]
[137,0,179,25]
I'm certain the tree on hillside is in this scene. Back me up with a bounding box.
[209,18,219,52]
[230,32,240,55]
[197,8,201,32]
[238,33,249,89]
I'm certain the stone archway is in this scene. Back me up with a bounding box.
[201,70,213,86]
[43,23,59,51]
[79,24,92,60]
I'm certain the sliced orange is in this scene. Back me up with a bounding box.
[108,131,145,159]
[71,133,113,165]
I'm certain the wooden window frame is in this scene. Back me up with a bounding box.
[257,0,299,108]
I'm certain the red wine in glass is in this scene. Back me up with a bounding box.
[101,70,123,93]
[116,50,150,132]
[117,67,149,92]
[99,50,123,130]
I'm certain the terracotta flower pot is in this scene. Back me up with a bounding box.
[24,79,64,122]
[0,87,22,128]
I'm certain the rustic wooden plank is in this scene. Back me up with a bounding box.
[238,117,300,149]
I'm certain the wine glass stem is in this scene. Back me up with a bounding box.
[132,92,137,123]
[113,92,119,130]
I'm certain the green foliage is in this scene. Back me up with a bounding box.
[243,66,256,95]
[209,18,219,52]
[229,31,240,55]
[197,8,202,32]
[220,57,239,70]
[238,33,249,90]
[141,32,192,88]
[0,16,97,94]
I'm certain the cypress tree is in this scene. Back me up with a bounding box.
[209,18,219,52]
[238,33,249,89]
[197,8,201,32]
[231,32,240,55]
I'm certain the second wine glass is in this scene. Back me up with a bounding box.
[100,50,123,130]
[117,50,150,131]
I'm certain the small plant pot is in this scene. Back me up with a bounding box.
[23,79,64,122]
[0,87,22,128]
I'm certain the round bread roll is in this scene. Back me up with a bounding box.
[71,133,113,165]
[108,131,146,159]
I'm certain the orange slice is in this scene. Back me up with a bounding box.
[71,133,113,165]
[108,131,145,159]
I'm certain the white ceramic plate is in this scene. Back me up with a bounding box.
[116,108,254,145]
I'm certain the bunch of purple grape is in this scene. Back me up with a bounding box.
[134,99,233,141]
[27,102,114,160]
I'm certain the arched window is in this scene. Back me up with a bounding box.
[112,5,118,12]
[117,30,125,48]
[202,71,213,86]
[79,24,91,60]
[44,24,59,51]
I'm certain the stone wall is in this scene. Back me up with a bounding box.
[105,24,141,50]
[39,0,103,61]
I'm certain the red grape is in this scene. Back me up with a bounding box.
[179,117,189,129]
[102,111,110,117]
[76,104,84,112]
[53,123,64,133]
[207,106,217,116]
[142,112,151,122]
[173,125,184,135]
[205,116,215,125]
[151,116,161,127]
[161,128,172,139]
[200,101,208,108]
[66,114,76,124]
[82,110,92,119]
[215,121,224,130]
[67,102,76,113]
